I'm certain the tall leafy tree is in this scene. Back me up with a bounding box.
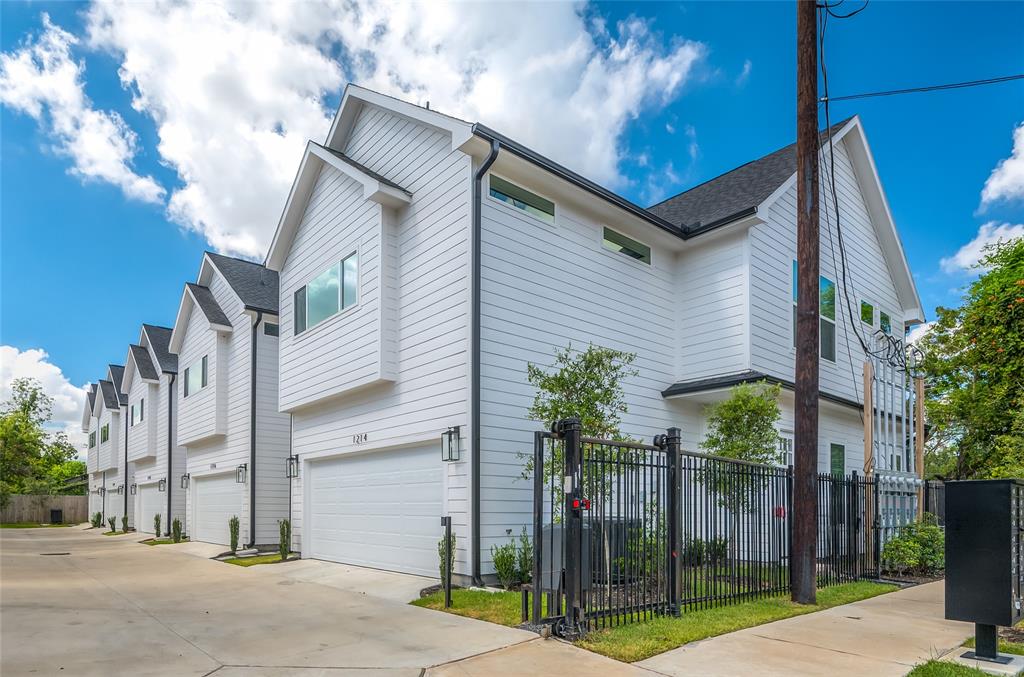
[921,238,1024,479]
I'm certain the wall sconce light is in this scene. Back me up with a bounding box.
[116,484,124,495]
[98,486,106,496]
[441,426,461,462]
[286,455,299,478]
[130,483,137,496]
[235,464,247,484]
[157,478,166,492]
[180,473,190,489]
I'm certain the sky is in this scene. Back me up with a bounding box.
[2,0,1023,451]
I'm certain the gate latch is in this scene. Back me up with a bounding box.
[571,497,591,512]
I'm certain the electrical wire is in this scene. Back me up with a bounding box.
[821,74,1024,103]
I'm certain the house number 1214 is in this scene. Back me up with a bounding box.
[352,433,368,444]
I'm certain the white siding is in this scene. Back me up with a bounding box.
[126,373,157,463]
[176,306,222,445]
[132,369,185,532]
[749,137,904,404]
[96,407,118,472]
[254,320,291,545]
[283,103,473,572]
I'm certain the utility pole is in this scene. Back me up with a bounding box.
[793,0,819,605]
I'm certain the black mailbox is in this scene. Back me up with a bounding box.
[945,479,1024,663]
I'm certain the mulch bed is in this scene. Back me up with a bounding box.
[878,572,943,585]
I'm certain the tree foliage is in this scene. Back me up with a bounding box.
[0,378,85,507]
[700,382,783,466]
[920,239,1024,479]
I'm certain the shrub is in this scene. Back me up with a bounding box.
[905,521,944,574]
[154,513,161,537]
[91,512,103,528]
[517,526,532,583]
[882,535,921,576]
[681,537,706,566]
[229,515,239,552]
[278,519,291,561]
[438,532,456,582]
[491,539,518,590]
[707,536,729,564]
[171,518,183,543]
[108,516,116,532]
[121,515,128,532]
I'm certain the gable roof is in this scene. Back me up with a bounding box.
[186,283,232,327]
[129,344,160,382]
[648,120,853,231]
[204,252,279,314]
[87,383,96,410]
[107,364,128,405]
[97,380,120,411]
[82,383,97,431]
[142,324,177,374]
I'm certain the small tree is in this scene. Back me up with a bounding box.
[171,518,183,543]
[699,382,782,564]
[229,515,240,552]
[516,526,532,584]
[278,519,291,561]
[91,512,103,528]
[490,539,518,590]
[121,515,128,532]
[154,513,161,538]
[438,532,456,582]
[108,516,116,533]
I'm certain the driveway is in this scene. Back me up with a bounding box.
[2,526,538,676]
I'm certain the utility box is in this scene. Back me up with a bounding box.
[945,479,1024,663]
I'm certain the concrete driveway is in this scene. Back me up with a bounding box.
[1,526,539,676]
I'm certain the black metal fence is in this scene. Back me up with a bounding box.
[529,419,895,638]
[924,480,946,527]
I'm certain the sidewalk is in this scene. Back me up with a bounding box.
[636,581,972,677]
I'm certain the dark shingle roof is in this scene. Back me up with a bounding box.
[87,383,97,410]
[648,119,854,230]
[142,324,177,374]
[205,252,279,314]
[314,143,410,194]
[186,283,233,327]
[130,344,159,381]
[108,365,127,405]
[98,380,120,410]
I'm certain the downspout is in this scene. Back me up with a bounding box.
[471,138,500,586]
[247,311,263,548]
[124,403,129,524]
[166,374,175,536]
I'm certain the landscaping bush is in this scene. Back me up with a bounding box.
[491,539,518,590]
[707,537,729,564]
[905,520,945,575]
[121,515,127,532]
[154,513,161,537]
[681,537,707,566]
[882,535,921,576]
[91,512,103,528]
[517,526,532,583]
[278,519,291,561]
[229,515,239,552]
[171,518,182,543]
[438,532,456,582]
[108,516,116,532]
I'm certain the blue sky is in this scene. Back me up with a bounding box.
[1,1,1022,443]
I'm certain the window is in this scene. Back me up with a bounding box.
[183,355,208,397]
[131,399,144,426]
[100,423,109,444]
[489,175,555,224]
[777,433,794,466]
[264,323,279,337]
[602,227,651,264]
[89,431,96,448]
[830,443,845,476]
[293,253,359,334]
[860,300,874,325]
[792,261,837,362]
[880,311,892,335]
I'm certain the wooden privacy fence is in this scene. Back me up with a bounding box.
[1,495,88,524]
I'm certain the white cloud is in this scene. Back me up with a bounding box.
[0,346,89,455]
[0,14,164,204]
[736,59,752,86]
[940,221,1024,274]
[981,122,1024,205]
[82,0,705,258]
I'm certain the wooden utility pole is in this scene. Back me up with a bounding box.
[792,0,819,605]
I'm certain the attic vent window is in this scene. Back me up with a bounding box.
[489,175,554,224]
[603,227,651,265]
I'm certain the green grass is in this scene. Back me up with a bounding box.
[222,553,297,567]
[1,522,74,528]
[140,537,189,545]
[906,661,988,676]
[412,589,533,625]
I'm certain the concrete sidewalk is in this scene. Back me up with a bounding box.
[636,581,972,677]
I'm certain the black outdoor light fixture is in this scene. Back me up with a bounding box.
[98,486,106,496]
[235,463,247,484]
[157,478,166,492]
[129,483,137,496]
[116,484,124,496]
[286,455,299,478]
[441,426,461,462]
[180,473,190,489]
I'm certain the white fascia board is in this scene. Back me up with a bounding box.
[325,84,474,153]
[81,389,93,432]
[168,285,233,354]
[309,143,412,207]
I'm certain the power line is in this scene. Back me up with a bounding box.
[822,74,1024,103]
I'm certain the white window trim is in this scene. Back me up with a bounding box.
[486,173,557,227]
[599,225,653,268]
[791,260,837,363]
[183,355,208,398]
[879,309,893,335]
[860,299,876,327]
[293,249,361,339]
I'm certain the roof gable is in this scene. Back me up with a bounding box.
[142,324,177,374]
[97,380,119,412]
[127,344,160,384]
[168,283,234,353]
[81,383,97,431]
[202,252,280,314]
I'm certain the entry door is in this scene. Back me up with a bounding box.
[193,473,242,545]
[307,445,442,576]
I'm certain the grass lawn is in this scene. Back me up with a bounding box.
[415,581,896,663]
[140,537,189,545]
[906,661,988,676]
[222,553,297,567]
[963,634,1024,656]
[1,522,74,528]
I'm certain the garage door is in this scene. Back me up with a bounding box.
[308,445,442,577]
[194,473,242,545]
[105,491,121,525]
[138,484,163,534]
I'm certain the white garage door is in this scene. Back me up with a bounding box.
[194,473,242,545]
[308,445,442,577]
[104,491,120,525]
[138,484,163,535]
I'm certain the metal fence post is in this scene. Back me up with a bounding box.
[441,516,452,608]
[665,427,682,616]
[532,431,544,626]
[558,417,583,639]
[787,464,794,589]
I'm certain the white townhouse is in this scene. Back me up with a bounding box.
[89,374,126,526]
[123,324,185,535]
[169,252,290,547]
[82,383,102,519]
[264,86,924,582]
